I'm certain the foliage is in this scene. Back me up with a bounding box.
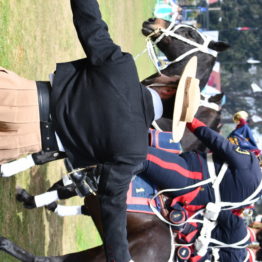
[205,0,262,133]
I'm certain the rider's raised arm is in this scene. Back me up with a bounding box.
[70,0,122,65]
[187,118,255,167]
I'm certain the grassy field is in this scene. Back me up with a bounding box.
[0,0,156,261]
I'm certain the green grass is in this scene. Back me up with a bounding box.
[0,1,10,68]
[0,0,156,261]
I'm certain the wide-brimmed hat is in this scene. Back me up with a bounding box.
[172,56,200,142]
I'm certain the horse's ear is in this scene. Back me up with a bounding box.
[208,92,224,104]
[208,41,230,52]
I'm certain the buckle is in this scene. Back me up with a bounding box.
[69,166,99,197]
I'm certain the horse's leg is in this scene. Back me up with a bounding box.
[47,204,89,217]
[0,155,35,177]
[16,179,77,209]
[0,150,66,178]
[0,236,105,262]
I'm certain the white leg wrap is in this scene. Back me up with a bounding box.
[35,191,59,208]
[1,155,35,177]
[54,204,82,216]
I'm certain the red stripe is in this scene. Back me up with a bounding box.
[127,209,154,215]
[178,229,199,243]
[147,154,202,180]
[185,229,199,243]
[171,187,201,207]
[190,255,202,262]
[126,197,156,207]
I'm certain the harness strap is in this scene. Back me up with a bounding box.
[195,217,217,256]
[207,153,228,203]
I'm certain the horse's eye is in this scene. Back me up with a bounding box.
[148,18,156,23]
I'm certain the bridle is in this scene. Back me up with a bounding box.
[143,22,218,74]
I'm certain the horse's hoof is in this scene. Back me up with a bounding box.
[16,187,29,202]
[45,202,57,212]
[16,188,36,209]
[0,236,9,249]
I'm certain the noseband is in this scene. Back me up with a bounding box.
[145,23,218,73]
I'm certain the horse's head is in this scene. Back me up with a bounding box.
[142,18,230,61]
[141,18,230,89]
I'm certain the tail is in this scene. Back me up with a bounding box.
[0,122,14,132]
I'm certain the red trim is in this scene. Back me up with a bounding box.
[171,187,202,207]
[147,154,202,180]
[126,209,154,215]
[190,255,203,262]
[177,228,198,243]
[186,118,206,132]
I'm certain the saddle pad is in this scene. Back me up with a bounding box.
[127,175,160,215]
[149,129,182,154]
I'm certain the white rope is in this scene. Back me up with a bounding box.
[168,225,176,262]
[209,229,250,248]
[146,40,162,74]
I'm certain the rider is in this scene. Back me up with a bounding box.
[141,116,262,218]
[228,110,261,156]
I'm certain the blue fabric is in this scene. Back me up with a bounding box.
[150,129,182,153]
[228,124,259,151]
[126,175,158,214]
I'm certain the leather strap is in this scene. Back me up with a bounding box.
[36,81,59,152]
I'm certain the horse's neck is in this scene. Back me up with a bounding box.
[160,52,215,89]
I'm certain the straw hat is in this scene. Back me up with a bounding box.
[172,56,200,142]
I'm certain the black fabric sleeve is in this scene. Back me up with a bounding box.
[70,0,122,65]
